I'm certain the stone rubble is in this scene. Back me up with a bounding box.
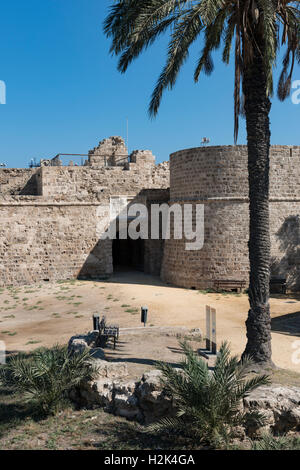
[68,332,300,434]
[243,385,300,436]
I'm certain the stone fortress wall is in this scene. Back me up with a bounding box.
[0,137,169,287]
[1,138,300,291]
[161,145,300,291]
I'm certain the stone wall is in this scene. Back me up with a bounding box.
[38,163,169,200]
[169,145,300,201]
[161,145,300,291]
[0,194,170,287]
[0,168,38,196]
[0,140,170,287]
[0,203,110,286]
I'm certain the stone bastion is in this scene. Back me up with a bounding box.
[161,145,300,291]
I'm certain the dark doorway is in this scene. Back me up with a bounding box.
[113,233,145,271]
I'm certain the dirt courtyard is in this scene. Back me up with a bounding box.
[1,271,300,377]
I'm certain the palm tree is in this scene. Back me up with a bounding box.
[147,341,270,446]
[104,0,300,368]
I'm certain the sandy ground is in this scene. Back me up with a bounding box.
[0,271,300,376]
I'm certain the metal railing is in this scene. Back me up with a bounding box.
[51,154,90,167]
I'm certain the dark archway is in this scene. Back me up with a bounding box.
[113,233,144,271]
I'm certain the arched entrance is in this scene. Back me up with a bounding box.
[112,233,144,271]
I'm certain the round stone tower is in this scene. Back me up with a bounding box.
[161,145,300,291]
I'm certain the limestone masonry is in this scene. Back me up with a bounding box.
[0,137,300,291]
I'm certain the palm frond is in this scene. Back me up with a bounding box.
[1,345,98,415]
[194,8,228,81]
[147,340,268,445]
[149,5,204,115]
[222,11,236,64]
[146,416,185,434]
[104,0,300,144]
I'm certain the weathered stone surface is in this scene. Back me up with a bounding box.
[161,145,300,291]
[113,381,141,420]
[69,367,172,422]
[93,359,128,380]
[0,168,38,195]
[244,385,300,435]
[79,379,115,408]
[187,327,202,336]
[69,360,300,435]
[136,370,174,424]
[68,332,105,360]
[68,338,89,355]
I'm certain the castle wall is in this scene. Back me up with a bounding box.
[1,140,300,290]
[161,145,300,291]
[0,168,39,196]
[0,157,170,287]
[39,163,169,199]
[0,203,112,286]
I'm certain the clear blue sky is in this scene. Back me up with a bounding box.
[0,0,299,168]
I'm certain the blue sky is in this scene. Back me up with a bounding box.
[0,0,299,168]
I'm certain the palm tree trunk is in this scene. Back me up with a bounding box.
[242,41,274,368]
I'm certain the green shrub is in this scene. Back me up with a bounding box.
[147,341,270,446]
[251,433,300,450]
[0,345,98,416]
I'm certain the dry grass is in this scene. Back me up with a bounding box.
[0,384,202,450]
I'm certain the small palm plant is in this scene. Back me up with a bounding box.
[251,433,300,450]
[0,345,98,415]
[148,341,270,445]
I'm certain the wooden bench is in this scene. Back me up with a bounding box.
[270,278,287,294]
[102,326,119,350]
[97,316,119,349]
[214,279,246,293]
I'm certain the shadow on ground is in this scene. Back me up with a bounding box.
[271,311,300,337]
[0,385,45,438]
[92,420,203,450]
[79,270,183,289]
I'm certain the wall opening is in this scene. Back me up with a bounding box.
[113,233,144,272]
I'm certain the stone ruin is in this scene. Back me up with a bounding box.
[88,136,130,167]
[67,329,300,436]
